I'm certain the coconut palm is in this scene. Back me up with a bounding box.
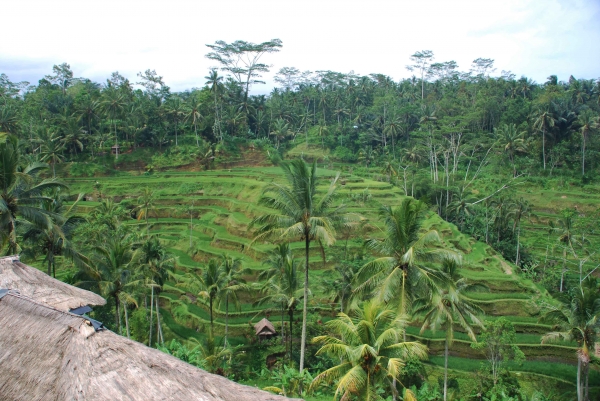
[415,259,484,401]
[541,281,600,401]
[219,254,249,345]
[37,128,66,178]
[532,108,556,170]
[578,110,598,176]
[205,69,223,142]
[76,228,143,334]
[355,199,459,319]
[135,187,157,237]
[0,135,67,254]
[21,192,88,277]
[164,96,185,146]
[257,243,303,355]
[140,236,175,346]
[494,123,525,176]
[509,198,531,267]
[310,300,428,401]
[251,159,357,374]
[184,95,204,147]
[178,258,226,335]
[100,88,126,159]
[269,118,293,149]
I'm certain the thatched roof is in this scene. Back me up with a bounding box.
[255,318,277,336]
[0,255,105,311]
[0,291,298,401]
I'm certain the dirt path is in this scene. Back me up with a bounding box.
[494,255,513,275]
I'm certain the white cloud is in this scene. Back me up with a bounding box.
[1,0,598,92]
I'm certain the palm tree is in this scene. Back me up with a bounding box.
[76,228,142,334]
[100,88,126,159]
[0,136,67,254]
[184,95,204,147]
[219,254,249,345]
[577,110,598,176]
[269,118,293,149]
[164,96,185,146]
[251,159,357,374]
[38,129,66,178]
[494,123,525,176]
[257,243,303,356]
[21,192,89,277]
[415,259,484,401]
[141,236,175,347]
[205,69,223,142]
[355,199,459,319]
[551,209,580,292]
[310,300,428,401]
[135,187,157,237]
[533,108,556,170]
[178,258,226,334]
[509,198,531,267]
[541,281,600,401]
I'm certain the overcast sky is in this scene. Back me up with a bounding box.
[2,0,599,94]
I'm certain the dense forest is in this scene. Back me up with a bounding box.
[1,41,600,401]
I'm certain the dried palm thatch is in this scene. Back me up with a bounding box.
[0,291,298,401]
[0,255,105,311]
[255,318,277,336]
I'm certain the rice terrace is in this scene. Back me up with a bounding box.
[1,39,600,401]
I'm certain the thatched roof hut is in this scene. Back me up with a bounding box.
[255,318,277,338]
[0,290,298,401]
[0,255,105,311]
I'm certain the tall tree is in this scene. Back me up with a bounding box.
[310,300,428,401]
[251,159,356,375]
[406,50,434,100]
[355,199,459,319]
[205,69,223,142]
[219,254,248,345]
[415,259,484,401]
[257,243,302,355]
[533,108,556,170]
[100,88,126,159]
[206,39,283,112]
[0,135,67,254]
[577,110,598,176]
[541,281,600,401]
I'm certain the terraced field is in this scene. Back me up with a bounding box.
[66,164,595,388]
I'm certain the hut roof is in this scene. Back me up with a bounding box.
[254,318,277,336]
[0,255,105,311]
[0,291,297,401]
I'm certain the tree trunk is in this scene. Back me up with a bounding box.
[542,127,546,170]
[281,303,285,345]
[124,301,130,339]
[582,134,586,176]
[149,287,154,346]
[115,296,121,334]
[299,236,310,378]
[560,247,566,292]
[156,296,163,346]
[289,308,294,360]
[444,335,449,401]
[515,224,521,267]
[209,296,214,336]
[225,293,229,345]
[577,357,582,401]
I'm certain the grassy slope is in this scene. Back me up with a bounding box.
[61,148,597,393]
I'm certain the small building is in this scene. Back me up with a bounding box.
[254,318,277,340]
[111,144,120,155]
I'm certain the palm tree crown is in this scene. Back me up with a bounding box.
[310,300,428,401]
[251,158,359,374]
